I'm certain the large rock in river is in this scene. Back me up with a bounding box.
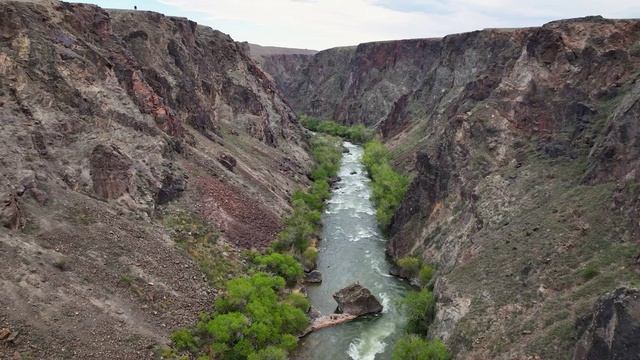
[333,283,383,316]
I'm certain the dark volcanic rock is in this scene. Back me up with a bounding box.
[333,283,383,316]
[218,153,237,172]
[573,287,640,360]
[157,167,186,205]
[304,270,322,284]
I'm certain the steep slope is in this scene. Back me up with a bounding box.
[0,1,309,358]
[263,17,640,359]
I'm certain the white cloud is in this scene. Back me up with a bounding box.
[157,0,640,50]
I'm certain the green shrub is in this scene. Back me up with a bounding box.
[300,115,373,143]
[248,346,288,360]
[286,292,310,312]
[171,328,197,352]
[581,265,599,280]
[392,335,450,360]
[419,265,434,286]
[362,140,409,229]
[302,246,318,269]
[398,257,422,276]
[255,253,303,284]
[175,272,309,359]
[403,289,436,335]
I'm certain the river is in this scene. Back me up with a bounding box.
[295,141,410,360]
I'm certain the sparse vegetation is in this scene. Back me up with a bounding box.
[580,264,600,281]
[300,114,373,143]
[362,140,409,229]
[163,210,239,288]
[119,274,133,285]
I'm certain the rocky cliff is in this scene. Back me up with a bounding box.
[263,17,640,359]
[0,0,310,358]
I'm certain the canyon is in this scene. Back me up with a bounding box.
[262,16,640,360]
[1,0,639,359]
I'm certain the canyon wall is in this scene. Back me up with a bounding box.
[264,17,640,359]
[0,1,310,358]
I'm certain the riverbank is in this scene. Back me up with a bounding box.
[295,142,410,360]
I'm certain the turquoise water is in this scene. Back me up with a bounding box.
[295,142,409,360]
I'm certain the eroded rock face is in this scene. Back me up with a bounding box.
[1,192,24,230]
[90,145,134,199]
[0,1,310,358]
[574,288,640,360]
[333,283,383,316]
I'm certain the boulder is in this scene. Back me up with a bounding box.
[573,287,640,360]
[304,270,322,284]
[1,192,24,230]
[157,166,186,205]
[333,283,383,316]
[218,153,237,172]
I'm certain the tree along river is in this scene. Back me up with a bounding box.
[295,142,410,360]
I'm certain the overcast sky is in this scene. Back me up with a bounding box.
[82,0,640,50]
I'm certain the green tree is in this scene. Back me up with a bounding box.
[255,253,303,284]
